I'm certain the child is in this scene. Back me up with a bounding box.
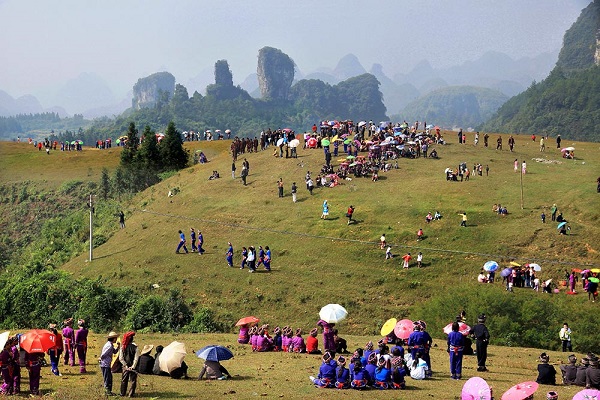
[391,356,407,389]
[417,229,423,241]
[434,211,442,220]
[263,246,271,272]
[534,277,540,292]
[417,252,423,268]
[409,351,429,380]
[541,212,546,224]
[335,356,350,389]
[306,328,321,354]
[226,242,234,267]
[363,342,375,366]
[240,247,248,270]
[374,357,391,389]
[257,327,273,352]
[380,234,386,249]
[350,359,370,389]
[402,253,412,269]
[386,246,393,259]
[309,352,337,388]
[426,212,433,223]
[333,330,347,354]
[250,326,259,351]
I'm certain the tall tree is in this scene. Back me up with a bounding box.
[120,122,139,166]
[159,121,189,171]
[137,125,162,171]
[100,168,111,200]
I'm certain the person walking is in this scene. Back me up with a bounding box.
[119,211,125,229]
[231,161,236,179]
[226,242,234,267]
[559,323,572,352]
[291,182,297,203]
[100,331,119,396]
[346,205,355,225]
[556,134,561,149]
[241,165,248,186]
[62,318,75,366]
[176,230,189,254]
[197,230,205,254]
[321,200,329,219]
[75,319,88,373]
[119,331,139,398]
[190,228,197,252]
[540,137,545,152]
[277,178,284,198]
[47,324,63,377]
[458,212,467,227]
[551,204,558,221]
[470,314,490,372]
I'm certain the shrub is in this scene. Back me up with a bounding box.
[184,307,224,333]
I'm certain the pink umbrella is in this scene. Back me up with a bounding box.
[307,137,317,148]
[573,389,600,400]
[393,319,414,340]
[501,381,538,400]
[461,377,492,400]
[443,322,471,336]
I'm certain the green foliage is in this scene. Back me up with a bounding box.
[120,122,139,165]
[125,289,193,333]
[184,307,225,333]
[159,121,189,171]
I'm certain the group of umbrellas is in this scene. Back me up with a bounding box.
[380,318,472,339]
[483,260,542,278]
[462,377,600,400]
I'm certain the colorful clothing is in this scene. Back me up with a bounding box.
[62,326,75,366]
[317,320,336,353]
[75,327,88,373]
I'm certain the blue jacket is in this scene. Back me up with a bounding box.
[336,366,350,384]
[351,367,370,382]
[318,360,337,380]
[375,367,391,383]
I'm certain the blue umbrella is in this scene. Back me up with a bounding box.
[483,261,499,272]
[500,268,513,277]
[557,222,567,229]
[196,345,234,362]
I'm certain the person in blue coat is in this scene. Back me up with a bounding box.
[447,322,465,380]
[225,242,234,267]
[350,359,370,389]
[335,356,350,389]
[176,230,188,254]
[310,352,336,388]
[364,352,377,386]
[374,357,391,389]
[391,356,407,389]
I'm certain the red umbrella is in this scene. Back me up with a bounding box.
[443,322,471,336]
[393,319,414,340]
[235,316,259,327]
[19,329,56,353]
[501,381,538,400]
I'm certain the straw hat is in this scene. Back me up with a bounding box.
[140,344,154,356]
[107,331,119,339]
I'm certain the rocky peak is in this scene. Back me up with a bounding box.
[256,47,295,100]
[214,60,234,87]
[132,72,175,110]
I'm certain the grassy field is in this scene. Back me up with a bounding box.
[15,332,590,399]
[1,131,599,398]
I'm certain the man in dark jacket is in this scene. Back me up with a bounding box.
[470,314,490,372]
[136,345,154,375]
[119,331,139,397]
[575,358,589,386]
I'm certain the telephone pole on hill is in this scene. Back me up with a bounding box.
[88,194,94,261]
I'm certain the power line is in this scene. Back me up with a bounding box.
[140,209,598,268]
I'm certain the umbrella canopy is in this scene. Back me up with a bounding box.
[288,139,300,148]
[557,222,567,229]
[282,128,293,133]
[589,277,600,283]
[501,381,538,400]
[0,331,9,350]
[321,138,331,147]
[346,155,355,160]
[215,129,221,133]
[196,345,234,362]
[235,316,259,326]
[343,139,351,145]
[483,261,499,272]
[591,268,600,273]
[307,138,317,147]
[510,261,521,267]
[561,147,575,152]
[380,318,398,336]
[572,389,600,400]
[276,138,284,147]
[443,322,471,336]
[319,304,348,323]
[358,121,367,127]
[500,268,513,277]
[159,341,187,373]
[19,329,56,353]
[545,279,553,286]
[225,129,231,134]
[394,319,414,340]
[462,377,492,400]
[528,263,542,272]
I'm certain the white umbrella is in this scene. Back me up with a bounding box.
[319,304,348,323]
[288,139,300,148]
[528,263,541,272]
[358,121,367,127]
[159,341,187,373]
[276,138,284,147]
[225,129,231,134]
[0,331,10,350]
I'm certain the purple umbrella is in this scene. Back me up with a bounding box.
[500,268,513,277]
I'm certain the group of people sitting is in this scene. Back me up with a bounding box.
[208,170,220,180]
[538,352,600,389]
[492,204,509,215]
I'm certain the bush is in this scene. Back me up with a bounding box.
[184,307,224,333]
[125,295,168,332]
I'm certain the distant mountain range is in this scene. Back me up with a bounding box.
[1,49,557,120]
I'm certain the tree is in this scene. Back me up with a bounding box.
[120,122,139,166]
[159,121,189,171]
[137,125,162,171]
[100,168,111,200]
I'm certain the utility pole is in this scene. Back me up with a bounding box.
[520,164,524,210]
[88,194,94,261]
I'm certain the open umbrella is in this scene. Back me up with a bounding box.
[461,376,492,400]
[0,331,9,350]
[483,261,499,272]
[561,147,575,152]
[500,268,513,277]
[572,389,600,400]
[510,261,521,267]
[319,304,348,323]
[358,121,367,127]
[19,329,56,353]
[443,322,471,336]
[591,268,600,273]
[528,263,542,272]
[557,222,567,229]
[343,139,351,145]
[321,138,331,147]
[346,155,355,160]
[545,279,553,286]
[589,277,600,283]
[393,319,414,340]
[501,381,538,400]
[380,318,397,336]
[225,129,231,134]
[288,139,300,148]
[159,341,187,373]
[282,128,293,133]
[307,137,317,148]
[235,316,259,326]
[276,138,284,147]
[196,345,234,362]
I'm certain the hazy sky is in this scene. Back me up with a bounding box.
[0,0,589,103]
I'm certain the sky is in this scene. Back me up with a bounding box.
[0,0,590,106]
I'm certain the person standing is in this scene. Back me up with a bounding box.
[551,204,558,221]
[1,340,14,395]
[317,321,336,356]
[402,253,412,269]
[485,165,489,176]
[483,133,489,147]
[75,319,88,373]
[508,135,515,152]
[277,178,284,198]
[47,324,63,376]
[100,331,119,396]
[119,211,125,229]
[24,350,44,395]
[559,323,572,352]
[514,159,519,173]
[346,205,355,225]
[263,246,272,272]
[447,322,464,380]
[226,242,234,267]
[291,182,297,203]
[119,331,139,398]
[176,230,188,254]
[241,165,248,186]
[197,230,205,254]
[247,246,256,273]
[190,228,197,253]
[231,161,236,179]
[556,134,561,149]
[62,318,75,366]
[417,252,423,268]
[321,200,329,219]
[522,160,527,174]
[470,314,490,372]
[540,137,545,152]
